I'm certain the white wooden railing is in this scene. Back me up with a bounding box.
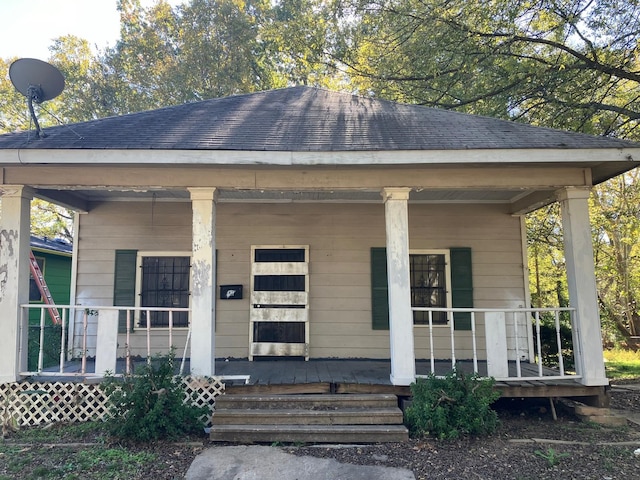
[21,304,578,382]
[19,305,191,377]
[412,307,578,381]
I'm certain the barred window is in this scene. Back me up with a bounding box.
[139,256,190,328]
[410,252,451,325]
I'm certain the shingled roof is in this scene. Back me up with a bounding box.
[0,86,637,151]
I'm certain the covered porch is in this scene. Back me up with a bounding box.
[0,183,608,390]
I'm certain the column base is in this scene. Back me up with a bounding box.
[390,374,416,386]
[579,376,610,387]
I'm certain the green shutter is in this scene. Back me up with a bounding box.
[450,247,473,330]
[371,247,389,330]
[113,250,137,333]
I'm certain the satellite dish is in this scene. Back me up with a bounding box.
[9,58,65,138]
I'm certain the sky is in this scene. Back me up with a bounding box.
[0,0,179,61]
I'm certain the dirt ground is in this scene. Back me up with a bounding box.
[291,386,640,480]
[2,383,640,479]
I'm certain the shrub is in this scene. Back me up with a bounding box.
[404,369,501,439]
[103,351,208,442]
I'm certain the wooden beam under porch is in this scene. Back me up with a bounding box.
[216,359,609,406]
[28,357,609,407]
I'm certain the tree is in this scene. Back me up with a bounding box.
[94,0,280,114]
[337,0,640,138]
[591,171,640,342]
[30,199,75,242]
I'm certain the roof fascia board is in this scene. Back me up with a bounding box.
[0,148,639,166]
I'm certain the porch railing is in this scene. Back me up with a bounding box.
[19,305,191,378]
[412,307,578,381]
[21,304,578,382]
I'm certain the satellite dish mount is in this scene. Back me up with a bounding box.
[9,58,65,138]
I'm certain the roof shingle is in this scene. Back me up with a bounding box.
[0,86,637,151]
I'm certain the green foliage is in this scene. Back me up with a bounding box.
[535,447,570,467]
[103,351,207,442]
[404,370,500,439]
[604,348,640,380]
[339,0,640,139]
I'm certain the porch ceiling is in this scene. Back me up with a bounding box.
[35,186,539,211]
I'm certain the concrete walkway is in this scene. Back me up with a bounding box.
[185,445,415,480]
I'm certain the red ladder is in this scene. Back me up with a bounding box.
[29,250,61,325]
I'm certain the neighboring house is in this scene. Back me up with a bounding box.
[0,86,639,392]
[28,236,73,369]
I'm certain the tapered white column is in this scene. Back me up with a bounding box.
[558,187,607,386]
[382,187,416,385]
[0,186,33,383]
[188,187,217,376]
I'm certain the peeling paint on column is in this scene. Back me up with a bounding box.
[191,260,212,297]
[0,229,18,299]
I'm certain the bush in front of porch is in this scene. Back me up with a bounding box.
[404,370,501,440]
[102,351,208,442]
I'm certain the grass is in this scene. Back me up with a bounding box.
[0,423,159,480]
[604,348,640,380]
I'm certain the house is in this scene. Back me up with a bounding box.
[27,235,73,370]
[1,87,639,402]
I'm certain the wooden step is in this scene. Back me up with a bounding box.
[210,393,408,443]
[214,393,399,409]
[209,424,409,443]
[213,407,403,425]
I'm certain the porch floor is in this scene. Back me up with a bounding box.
[31,357,606,404]
[214,359,606,405]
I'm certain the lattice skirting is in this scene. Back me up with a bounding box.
[1,376,225,428]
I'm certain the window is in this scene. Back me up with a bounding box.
[137,254,191,328]
[370,247,473,331]
[410,251,451,325]
[29,256,45,302]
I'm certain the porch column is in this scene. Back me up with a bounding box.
[0,185,33,383]
[188,187,218,377]
[382,187,416,386]
[557,187,607,386]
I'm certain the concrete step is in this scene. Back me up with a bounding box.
[209,424,409,443]
[213,407,404,425]
[214,393,399,410]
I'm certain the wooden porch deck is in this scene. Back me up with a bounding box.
[32,357,608,405]
[214,358,608,405]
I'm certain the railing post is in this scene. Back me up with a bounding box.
[59,309,67,374]
[514,312,522,377]
[485,311,508,378]
[37,308,46,373]
[95,309,119,376]
[428,311,435,374]
[554,310,566,376]
[81,310,88,374]
[449,313,456,370]
[534,311,543,377]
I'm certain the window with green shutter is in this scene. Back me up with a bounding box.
[371,247,473,331]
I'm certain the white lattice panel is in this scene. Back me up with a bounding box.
[1,376,225,428]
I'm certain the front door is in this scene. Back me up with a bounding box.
[249,245,309,360]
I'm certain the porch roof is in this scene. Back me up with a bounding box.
[1,86,638,152]
[0,87,638,180]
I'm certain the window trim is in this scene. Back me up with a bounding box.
[410,249,452,327]
[135,251,192,329]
